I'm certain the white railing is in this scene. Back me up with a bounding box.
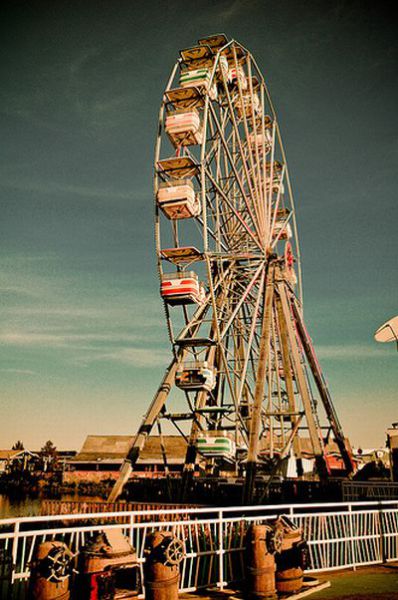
[1,500,398,596]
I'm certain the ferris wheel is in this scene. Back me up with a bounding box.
[109,35,354,503]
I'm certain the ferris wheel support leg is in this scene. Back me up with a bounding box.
[243,264,275,505]
[276,275,329,481]
[180,350,216,502]
[180,447,197,503]
[275,295,303,477]
[108,358,178,502]
[180,276,222,503]
[291,299,356,476]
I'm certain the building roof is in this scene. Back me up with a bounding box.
[75,435,134,460]
[0,449,39,460]
[0,450,20,460]
[73,435,188,464]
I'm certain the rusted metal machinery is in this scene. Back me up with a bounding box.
[275,517,309,595]
[76,529,139,599]
[245,523,283,599]
[109,33,356,504]
[143,532,185,600]
[245,516,309,598]
[28,541,74,600]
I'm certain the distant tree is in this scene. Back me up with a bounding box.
[40,440,57,455]
[8,441,26,474]
[12,440,24,450]
[40,440,58,471]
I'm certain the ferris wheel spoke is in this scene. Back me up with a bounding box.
[231,48,264,234]
[175,265,232,343]
[258,86,269,233]
[250,68,271,240]
[224,133,263,243]
[205,166,262,251]
[207,102,263,246]
[203,141,237,250]
[195,216,229,252]
[231,276,264,405]
[270,202,293,249]
[219,66,264,238]
[268,159,285,226]
[204,259,238,381]
[264,121,278,243]
[230,268,264,308]
[205,111,254,247]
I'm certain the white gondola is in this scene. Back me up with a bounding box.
[165,109,203,147]
[227,64,247,89]
[263,161,284,194]
[265,178,285,195]
[156,179,201,220]
[236,92,260,118]
[196,434,236,459]
[160,271,205,305]
[175,360,216,392]
[273,220,292,241]
[180,67,217,100]
[248,129,272,154]
[219,55,229,78]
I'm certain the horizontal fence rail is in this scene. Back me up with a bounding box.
[1,500,398,598]
[341,481,398,502]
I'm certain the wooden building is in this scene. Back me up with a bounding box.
[0,449,39,474]
[64,435,187,483]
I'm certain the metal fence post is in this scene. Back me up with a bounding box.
[218,510,224,590]
[11,521,19,584]
[129,513,134,546]
[348,504,356,571]
[378,503,386,563]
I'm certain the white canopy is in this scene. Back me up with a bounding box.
[374,315,398,343]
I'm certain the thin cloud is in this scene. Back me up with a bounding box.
[216,0,256,20]
[0,368,36,376]
[0,331,141,348]
[3,306,164,332]
[0,177,132,201]
[1,261,163,328]
[316,344,393,360]
[83,346,169,368]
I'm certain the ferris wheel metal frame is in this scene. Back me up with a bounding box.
[109,34,355,504]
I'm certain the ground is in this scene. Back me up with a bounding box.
[180,564,398,600]
[310,565,398,599]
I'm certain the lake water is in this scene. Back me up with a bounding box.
[0,494,42,518]
[0,493,105,518]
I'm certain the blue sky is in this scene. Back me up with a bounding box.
[1,0,397,450]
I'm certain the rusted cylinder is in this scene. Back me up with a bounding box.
[280,528,302,552]
[245,524,277,600]
[28,541,72,600]
[143,532,183,600]
[276,538,308,594]
[275,566,303,593]
[76,530,138,599]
